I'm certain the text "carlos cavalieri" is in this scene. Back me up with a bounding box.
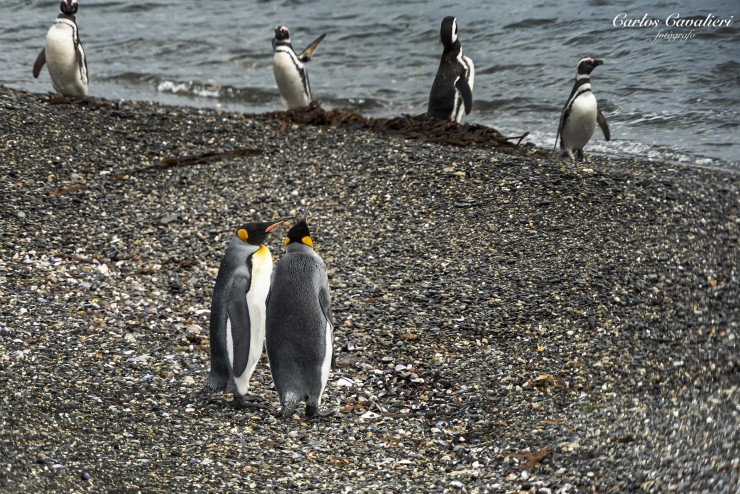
[613,13,734,28]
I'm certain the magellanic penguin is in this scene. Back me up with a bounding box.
[427,16,475,123]
[555,57,611,161]
[265,211,336,419]
[204,218,288,407]
[272,26,326,109]
[33,0,89,97]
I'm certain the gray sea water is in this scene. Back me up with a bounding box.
[2,0,738,170]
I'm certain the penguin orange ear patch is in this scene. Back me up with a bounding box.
[301,236,314,248]
[238,229,248,242]
[284,236,291,245]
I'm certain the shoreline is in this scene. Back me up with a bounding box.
[7,84,738,174]
[1,86,738,493]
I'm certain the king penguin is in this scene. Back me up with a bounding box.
[555,57,610,161]
[272,26,326,109]
[33,0,89,97]
[265,211,336,419]
[427,16,475,123]
[204,218,287,407]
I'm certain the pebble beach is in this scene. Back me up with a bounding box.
[1,86,738,492]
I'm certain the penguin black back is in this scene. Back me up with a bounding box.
[427,16,475,123]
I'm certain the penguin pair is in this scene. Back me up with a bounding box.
[555,57,611,161]
[33,0,89,97]
[205,212,335,418]
[272,26,326,109]
[427,16,475,123]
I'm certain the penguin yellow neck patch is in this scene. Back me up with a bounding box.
[301,236,313,248]
[237,229,248,242]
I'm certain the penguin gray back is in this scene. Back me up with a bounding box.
[265,216,335,419]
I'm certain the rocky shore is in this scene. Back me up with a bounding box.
[1,86,737,493]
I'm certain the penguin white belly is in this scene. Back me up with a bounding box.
[231,246,273,396]
[563,93,597,151]
[318,320,333,402]
[273,51,310,109]
[45,23,87,97]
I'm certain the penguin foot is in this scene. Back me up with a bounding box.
[274,404,299,419]
[306,405,339,419]
[233,395,268,410]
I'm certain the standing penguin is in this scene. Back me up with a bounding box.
[204,218,287,407]
[33,0,89,97]
[427,16,475,123]
[272,26,326,109]
[555,57,611,161]
[266,212,335,419]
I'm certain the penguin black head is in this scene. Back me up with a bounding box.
[440,16,459,49]
[235,219,287,246]
[576,57,603,76]
[60,0,78,16]
[284,215,313,249]
[274,25,291,42]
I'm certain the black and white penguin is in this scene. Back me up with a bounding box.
[427,16,475,123]
[204,218,287,407]
[555,57,611,161]
[272,26,326,109]
[33,0,89,97]
[265,212,335,419]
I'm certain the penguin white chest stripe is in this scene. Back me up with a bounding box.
[452,53,474,123]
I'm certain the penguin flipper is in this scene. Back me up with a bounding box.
[597,109,610,141]
[318,285,333,327]
[33,48,46,78]
[227,274,252,377]
[455,77,473,115]
[555,106,569,151]
[299,33,326,62]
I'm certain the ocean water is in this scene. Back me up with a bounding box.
[2,0,738,170]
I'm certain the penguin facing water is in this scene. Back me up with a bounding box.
[204,218,287,407]
[272,26,326,109]
[265,212,335,419]
[33,0,88,97]
[555,57,611,161]
[427,16,475,123]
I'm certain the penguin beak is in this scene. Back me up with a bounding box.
[593,59,604,66]
[265,218,290,233]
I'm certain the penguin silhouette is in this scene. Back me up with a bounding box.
[427,16,475,123]
[204,218,287,407]
[33,0,89,97]
[555,57,610,161]
[272,26,326,109]
[266,210,336,418]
